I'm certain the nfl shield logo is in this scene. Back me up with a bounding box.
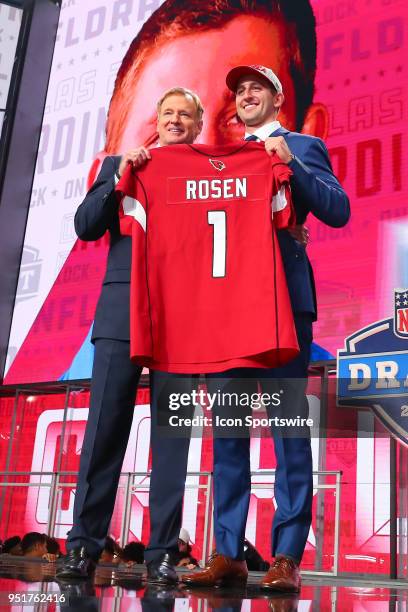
[338,290,408,446]
[394,288,408,338]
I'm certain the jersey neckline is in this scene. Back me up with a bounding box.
[186,142,255,157]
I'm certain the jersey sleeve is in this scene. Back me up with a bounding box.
[115,164,152,363]
[270,155,295,229]
[115,164,147,237]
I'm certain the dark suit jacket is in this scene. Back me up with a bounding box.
[273,127,350,319]
[74,155,131,341]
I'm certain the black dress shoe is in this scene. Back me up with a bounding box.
[56,580,96,600]
[146,553,178,585]
[56,546,96,580]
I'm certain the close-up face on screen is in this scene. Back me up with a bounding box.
[4,0,406,384]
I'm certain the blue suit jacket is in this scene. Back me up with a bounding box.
[272,127,350,319]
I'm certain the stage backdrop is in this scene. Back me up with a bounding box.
[0,380,394,575]
[3,0,406,383]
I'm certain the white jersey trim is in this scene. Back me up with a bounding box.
[272,185,287,213]
[122,195,147,232]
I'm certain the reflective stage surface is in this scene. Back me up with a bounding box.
[0,557,407,610]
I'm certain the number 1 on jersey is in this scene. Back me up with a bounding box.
[208,211,226,278]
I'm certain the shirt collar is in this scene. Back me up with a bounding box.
[244,120,281,142]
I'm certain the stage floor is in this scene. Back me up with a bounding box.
[0,556,407,610]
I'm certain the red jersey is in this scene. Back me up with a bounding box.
[117,142,299,373]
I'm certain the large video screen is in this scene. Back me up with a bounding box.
[4,0,407,383]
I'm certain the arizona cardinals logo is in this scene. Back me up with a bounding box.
[209,159,226,171]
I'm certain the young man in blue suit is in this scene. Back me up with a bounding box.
[182,65,350,592]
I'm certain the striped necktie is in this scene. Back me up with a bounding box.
[245,134,259,142]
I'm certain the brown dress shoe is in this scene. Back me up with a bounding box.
[267,595,299,612]
[260,557,301,592]
[181,552,248,587]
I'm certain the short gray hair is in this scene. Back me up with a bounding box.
[157,87,204,120]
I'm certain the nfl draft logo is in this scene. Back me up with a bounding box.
[394,288,408,338]
[209,159,226,171]
[337,289,408,446]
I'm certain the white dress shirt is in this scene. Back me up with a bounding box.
[244,120,281,142]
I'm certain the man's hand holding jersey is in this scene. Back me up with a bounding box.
[118,147,152,177]
[263,137,309,247]
[264,136,294,163]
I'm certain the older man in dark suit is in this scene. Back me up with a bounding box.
[57,88,203,584]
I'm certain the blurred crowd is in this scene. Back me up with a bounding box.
[0,528,268,571]
[0,527,200,568]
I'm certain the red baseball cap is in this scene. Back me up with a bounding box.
[226,64,283,94]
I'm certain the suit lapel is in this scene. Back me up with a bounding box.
[269,126,290,137]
